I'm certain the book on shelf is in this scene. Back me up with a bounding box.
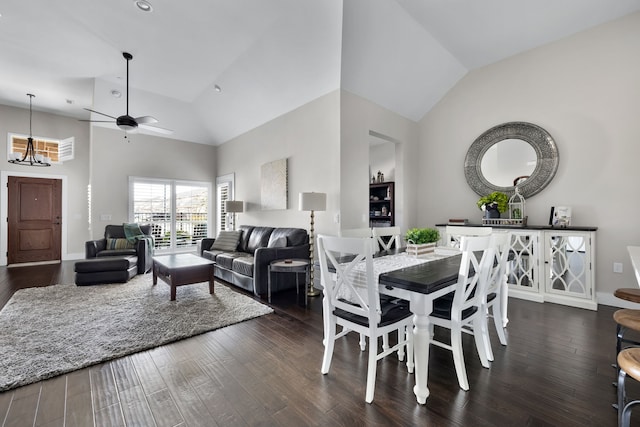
[448,218,469,225]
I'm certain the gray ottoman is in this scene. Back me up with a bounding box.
[74,256,138,286]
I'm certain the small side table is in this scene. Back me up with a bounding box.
[268,259,310,306]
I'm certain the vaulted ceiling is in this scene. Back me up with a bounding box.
[1,0,639,145]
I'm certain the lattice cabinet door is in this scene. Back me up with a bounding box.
[543,230,594,305]
[506,230,541,299]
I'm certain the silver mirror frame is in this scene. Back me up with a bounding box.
[464,122,559,198]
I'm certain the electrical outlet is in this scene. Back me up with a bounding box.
[614,262,623,273]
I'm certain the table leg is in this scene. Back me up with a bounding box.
[501,277,509,327]
[208,265,215,295]
[411,295,432,404]
[268,265,272,304]
[152,263,158,285]
[170,284,176,301]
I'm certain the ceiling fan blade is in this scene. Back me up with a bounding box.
[135,116,158,125]
[84,108,117,120]
[78,120,115,123]
[139,124,174,135]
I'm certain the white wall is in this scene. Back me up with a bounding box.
[215,90,341,237]
[370,140,396,183]
[340,90,419,232]
[0,105,91,258]
[90,126,217,238]
[418,12,640,303]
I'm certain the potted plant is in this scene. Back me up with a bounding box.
[405,227,440,257]
[476,191,509,218]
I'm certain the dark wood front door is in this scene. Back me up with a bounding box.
[7,176,62,264]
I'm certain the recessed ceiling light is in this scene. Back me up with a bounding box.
[111,90,122,98]
[134,0,153,12]
[214,85,222,93]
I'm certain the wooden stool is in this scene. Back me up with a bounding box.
[614,309,640,356]
[617,348,640,426]
[615,288,640,304]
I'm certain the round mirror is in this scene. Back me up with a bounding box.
[464,122,559,198]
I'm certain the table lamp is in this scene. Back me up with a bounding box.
[299,192,326,297]
[225,200,244,231]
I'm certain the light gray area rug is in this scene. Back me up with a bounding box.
[0,274,273,392]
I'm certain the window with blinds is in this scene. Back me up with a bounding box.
[130,177,210,252]
[8,133,74,163]
[216,174,235,233]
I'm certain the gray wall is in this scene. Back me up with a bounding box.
[1,104,91,259]
[418,12,640,304]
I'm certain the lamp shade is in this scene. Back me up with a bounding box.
[225,200,244,213]
[299,192,326,212]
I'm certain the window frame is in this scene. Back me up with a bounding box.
[128,176,212,253]
[7,133,74,164]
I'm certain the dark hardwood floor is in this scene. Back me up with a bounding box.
[0,260,638,426]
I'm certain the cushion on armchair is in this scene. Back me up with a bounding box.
[106,238,135,250]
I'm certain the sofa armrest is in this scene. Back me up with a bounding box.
[135,237,153,274]
[253,244,310,296]
[85,239,106,259]
[200,238,216,256]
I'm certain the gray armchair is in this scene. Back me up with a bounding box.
[85,224,154,274]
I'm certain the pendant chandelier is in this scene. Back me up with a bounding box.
[8,93,51,167]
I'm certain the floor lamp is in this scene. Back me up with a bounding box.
[224,200,244,231]
[299,192,326,297]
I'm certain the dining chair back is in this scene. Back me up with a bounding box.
[317,234,414,403]
[445,225,492,248]
[429,234,495,391]
[372,226,402,252]
[483,232,511,359]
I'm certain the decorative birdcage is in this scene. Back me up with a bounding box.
[509,187,526,222]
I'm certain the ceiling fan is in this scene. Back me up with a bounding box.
[81,52,173,135]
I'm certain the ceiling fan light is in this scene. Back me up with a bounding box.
[117,115,138,132]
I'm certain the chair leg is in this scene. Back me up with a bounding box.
[359,333,366,352]
[481,311,494,362]
[472,316,491,368]
[383,333,390,353]
[396,328,405,361]
[500,278,509,327]
[406,325,414,374]
[321,316,337,374]
[618,368,627,426]
[493,303,508,346]
[451,325,470,391]
[365,339,378,403]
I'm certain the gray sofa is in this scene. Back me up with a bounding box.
[200,225,310,296]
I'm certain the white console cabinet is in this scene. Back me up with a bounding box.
[437,224,597,311]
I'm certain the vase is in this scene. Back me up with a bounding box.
[484,207,500,219]
[406,242,436,258]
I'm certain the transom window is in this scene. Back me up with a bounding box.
[129,177,211,252]
[7,133,74,163]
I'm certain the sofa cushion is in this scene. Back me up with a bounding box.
[237,225,255,253]
[202,249,224,261]
[233,256,254,277]
[106,238,135,250]
[269,228,309,247]
[247,227,275,253]
[211,230,242,251]
[216,252,251,270]
[97,249,137,257]
[268,236,288,248]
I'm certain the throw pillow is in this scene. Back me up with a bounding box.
[106,238,135,250]
[211,230,242,251]
[123,223,145,243]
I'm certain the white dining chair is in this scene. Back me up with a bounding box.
[317,234,414,403]
[372,226,402,252]
[429,234,495,391]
